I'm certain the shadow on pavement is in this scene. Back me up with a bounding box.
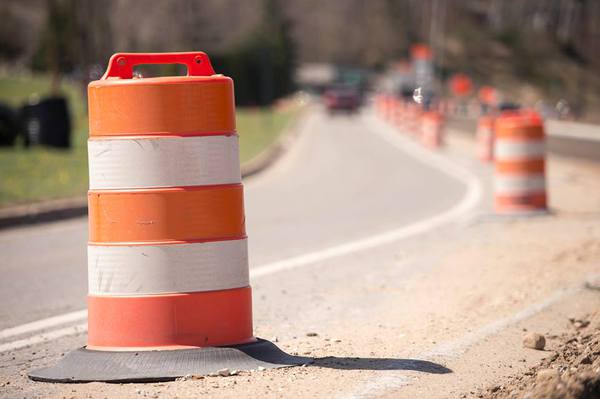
[311,356,452,374]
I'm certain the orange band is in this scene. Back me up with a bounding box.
[88,78,235,136]
[495,159,545,174]
[478,116,495,130]
[87,287,253,349]
[495,192,547,212]
[88,185,245,244]
[496,125,544,140]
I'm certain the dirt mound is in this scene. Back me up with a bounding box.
[482,312,600,399]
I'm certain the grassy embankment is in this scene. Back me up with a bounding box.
[0,74,298,207]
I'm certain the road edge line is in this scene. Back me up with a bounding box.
[250,111,483,278]
[342,284,584,399]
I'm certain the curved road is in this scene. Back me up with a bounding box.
[0,106,472,399]
[0,107,465,330]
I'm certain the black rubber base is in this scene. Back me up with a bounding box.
[494,208,551,218]
[29,338,311,383]
[473,208,552,224]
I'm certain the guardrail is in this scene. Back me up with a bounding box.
[546,120,600,142]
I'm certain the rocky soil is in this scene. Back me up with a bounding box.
[481,309,600,399]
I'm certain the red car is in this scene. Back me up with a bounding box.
[323,87,360,113]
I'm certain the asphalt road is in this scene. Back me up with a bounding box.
[0,106,465,330]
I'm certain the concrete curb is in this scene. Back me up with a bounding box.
[239,104,310,179]
[0,105,311,230]
[0,197,88,229]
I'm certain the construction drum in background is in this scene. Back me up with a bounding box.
[421,111,444,149]
[392,98,404,129]
[382,95,392,122]
[405,102,422,137]
[477,116,495,162]
[494,110,547,214]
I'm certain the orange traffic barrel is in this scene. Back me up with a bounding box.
[411,43,433,61]
[449,73,473,97]
[478,86,498,106]
[386,95,395,122]
[406,102,422,137]
[399,101,410,132]
[477,115,495,162]
[421,111,444,149]
[375,95,385,118]
[381,95,391,121]
[29,52,306,383]
[378,94,393,121]
[392,98,404,129]
[494,110,547,214]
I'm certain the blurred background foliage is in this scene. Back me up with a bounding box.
[0,0,598,112]
[0,0,598,206]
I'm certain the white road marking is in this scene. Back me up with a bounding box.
[250,113,482,279]
[0,323,87,353]
[0,109,482,353]
[343,286,579,399]
[420,287,575,359]
[0,310,87,341]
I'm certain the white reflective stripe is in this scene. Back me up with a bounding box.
[88,239,248,296]
[495,175,546,194]
[88,135,241,189]
[495,139,545,160]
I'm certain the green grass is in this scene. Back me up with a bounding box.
[0,74,299,207]
[0,74,89,207]
[237,107,297,163]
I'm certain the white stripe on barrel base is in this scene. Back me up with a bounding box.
[88,238,248,295]
[494,175,546,195]
[88,135,241,189]
[495,139,545,160]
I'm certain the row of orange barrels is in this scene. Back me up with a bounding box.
[375,95,445,150]
[375,94,547,215]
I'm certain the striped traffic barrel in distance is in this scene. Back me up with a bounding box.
[375,95,384,118]
[384,95,393,121]
[392,97,402,128]
[421,111,444,149]
[406,102,422,137]
[87,52,251,350]
[477,115,495,162]
[380,94,389,121]
[396,100,409,132]
[494,110,547,214]
[384,95,394,122]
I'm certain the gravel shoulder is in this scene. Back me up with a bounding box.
[2,116,599,399]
